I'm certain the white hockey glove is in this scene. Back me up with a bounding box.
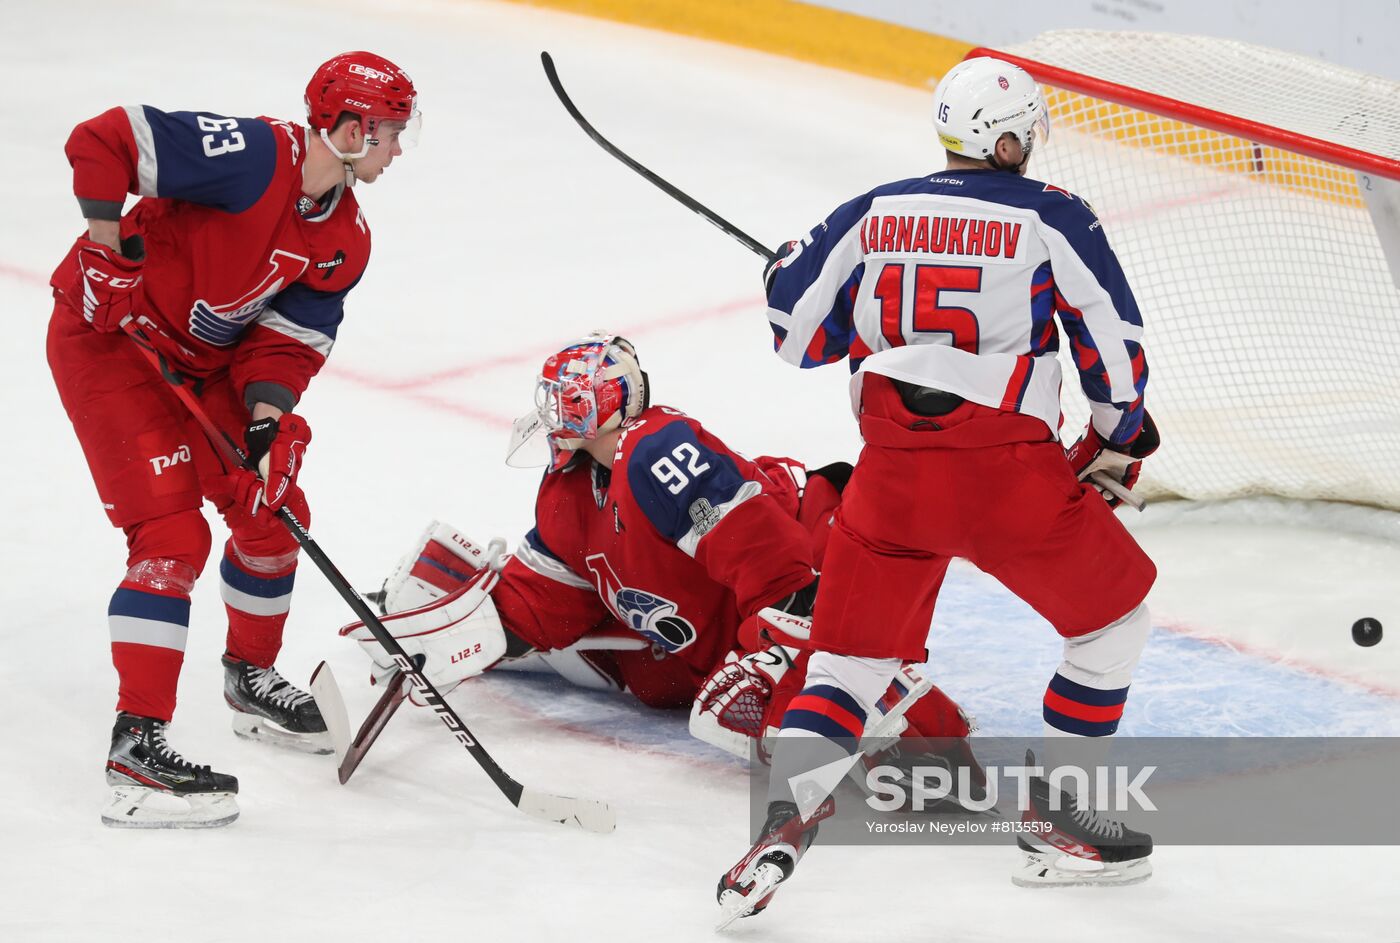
[689,644,799,759]
[379,520,507,615]
[340,569,507,705]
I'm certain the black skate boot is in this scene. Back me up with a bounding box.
[103,712,239,828]
[223,654,332,755]
[861,736,990,815]
[715,798,834,930]
[1014,750,1153,887]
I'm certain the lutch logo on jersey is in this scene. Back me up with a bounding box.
[584,553,697,652]
[189,249,310,346]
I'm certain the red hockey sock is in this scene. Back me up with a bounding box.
[109,581,190,721]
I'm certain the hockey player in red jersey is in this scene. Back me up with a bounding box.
[717,56,1161,926]
[47,52,420,828]
[339,332,973,764]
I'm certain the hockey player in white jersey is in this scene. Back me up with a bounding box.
[716,56,1161,928]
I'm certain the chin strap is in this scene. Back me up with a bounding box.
[317,127,364,187]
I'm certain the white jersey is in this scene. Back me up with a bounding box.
[764,168,1148,447]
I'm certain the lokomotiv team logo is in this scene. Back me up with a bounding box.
[584,553,697,652]
[188,249,309,346]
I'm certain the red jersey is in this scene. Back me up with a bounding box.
[52,105,370,411]
[488,406,819,679]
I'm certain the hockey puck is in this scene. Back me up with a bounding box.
[1352,618,1383,647]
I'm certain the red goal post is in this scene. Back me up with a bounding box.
[968,32,1400,510]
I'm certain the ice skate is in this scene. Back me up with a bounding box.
[223,654,333,755]
[103,712,239,828]
[1013,752,1153,887]
[860,736,989,815]
[715,798,833,931]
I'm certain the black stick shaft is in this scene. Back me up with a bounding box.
[122,321,525,807]
[541,51,776,264]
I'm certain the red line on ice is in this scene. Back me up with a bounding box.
[1155,616,1400,701]
[321,294,759,426]
[0,262,48,286]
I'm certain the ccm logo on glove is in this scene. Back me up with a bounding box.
[66,236,146,333]
[240,413,312,513]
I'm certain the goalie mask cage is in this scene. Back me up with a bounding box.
[973,32,1400,510]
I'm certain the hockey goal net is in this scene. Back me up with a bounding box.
[975,32,1400,510]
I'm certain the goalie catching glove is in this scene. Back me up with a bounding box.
[339,568,508,703]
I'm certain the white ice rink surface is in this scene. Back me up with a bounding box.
[4,1,1400,939]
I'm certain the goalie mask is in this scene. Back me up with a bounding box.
[506,332,649,471]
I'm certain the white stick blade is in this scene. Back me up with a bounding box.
[310,661,352,765]
[517,788,616,834]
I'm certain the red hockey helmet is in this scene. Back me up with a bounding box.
[305,51,420,156]
[506,332,649,471]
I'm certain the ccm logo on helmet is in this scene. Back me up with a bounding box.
[348,63,395,84]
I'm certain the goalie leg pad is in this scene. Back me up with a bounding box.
[381,520,505,615]
[341,570,508,695]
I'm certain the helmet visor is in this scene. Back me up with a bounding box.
[367,108,421,149]
[505,409,551,468]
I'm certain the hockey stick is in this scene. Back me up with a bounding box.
[540,51,776,263]
[543,56,1148,514]
[309,661,352,764]
[1090,471,1146,511]
[310,660,414,784]
[120,317,615,833]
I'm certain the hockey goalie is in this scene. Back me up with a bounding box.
[339,332,976,775]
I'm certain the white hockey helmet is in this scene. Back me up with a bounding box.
[933,57,1049,165]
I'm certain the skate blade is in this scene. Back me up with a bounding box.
[715,862,785,932]
[1011,850,1153,888]
[101,784,239,829]
[231,711,334,755]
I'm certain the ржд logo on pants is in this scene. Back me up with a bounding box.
[149,445,191,476]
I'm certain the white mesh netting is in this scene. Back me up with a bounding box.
[995,31,1400,509]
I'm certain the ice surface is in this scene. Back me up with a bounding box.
[3,0,1398,939]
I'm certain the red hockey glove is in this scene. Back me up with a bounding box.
[244,413,312,512]
[1065,411,1159,508]
[67,236,144,332]
[223,468,269,519]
